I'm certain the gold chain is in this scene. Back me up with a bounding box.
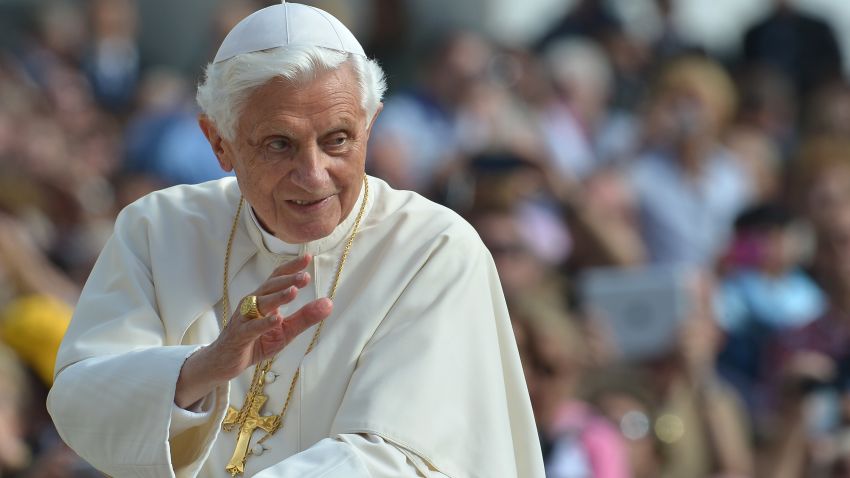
[220,175,369,448]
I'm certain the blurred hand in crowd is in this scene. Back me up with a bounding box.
[0,214,78,305]
[678,271,725,382]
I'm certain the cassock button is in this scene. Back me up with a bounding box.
[265,371,277,384]
[252,444,264,456]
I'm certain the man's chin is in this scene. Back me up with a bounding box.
[278,220,338,244]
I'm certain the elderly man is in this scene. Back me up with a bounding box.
[46,3,544,478]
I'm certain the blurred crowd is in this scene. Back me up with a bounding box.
[0,0,849,476]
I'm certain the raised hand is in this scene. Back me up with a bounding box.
[174,255,332,409]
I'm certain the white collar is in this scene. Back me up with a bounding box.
[247,206,302,255]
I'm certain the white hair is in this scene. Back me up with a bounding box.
[196,46,387,141]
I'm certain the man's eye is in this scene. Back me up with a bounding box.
[267,139,290,152]
[326,134,348,148]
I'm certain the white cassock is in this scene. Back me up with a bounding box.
[47,176,545,478]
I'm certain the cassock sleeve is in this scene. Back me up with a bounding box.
[169,392,217,436]
[329,225,545,478]
[46,205,230,478]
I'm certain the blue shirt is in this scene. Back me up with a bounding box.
[630,148,751,265]
[719,268,826,333]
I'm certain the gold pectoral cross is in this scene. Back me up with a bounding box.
[222,393,281,476]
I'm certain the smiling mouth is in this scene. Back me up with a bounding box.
[287,195,334,208]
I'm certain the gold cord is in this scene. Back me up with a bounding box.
[220,175,369,454]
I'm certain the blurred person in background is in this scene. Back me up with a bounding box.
[470,202,571,314]
[369,32,542,196]
[0,299,101,478]
[790,137,850,234]
[586,272,754,478]
[536,0,653,112]
[764,206,850,478]
[732,66,799,161]
[82,0,140,114]
[507,40,646,269]
[716,203,825,428]
[743,0,843,99]
[0,214,98,477]
[123,68,229,186]
[759,138,850,475]
[663,277,754,478]
[631,55,754,266]
[457,146,645,271]
[14,1,87,91]
[584,367,661,478]
[562,166,646,269]
[458,146,645,275]
[513,303,630,478]
[367,31,495,193]
[120,0,251,188]
[537,37,638,181]
[357,0,411,90]
[649,0,694,63]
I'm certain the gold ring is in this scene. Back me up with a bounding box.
[239,295,261,319]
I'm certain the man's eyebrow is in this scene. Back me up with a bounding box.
[321,116,360,134]
[320,125,354,136]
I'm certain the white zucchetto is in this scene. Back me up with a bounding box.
[213,1,365,64]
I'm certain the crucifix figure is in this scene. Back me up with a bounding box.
[222,393,281,476]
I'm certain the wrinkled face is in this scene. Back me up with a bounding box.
[202,63,379,243]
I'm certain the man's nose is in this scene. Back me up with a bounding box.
[290,143,331,190]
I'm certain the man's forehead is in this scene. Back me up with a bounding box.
[239,77,364,137]
[243,106,361,138]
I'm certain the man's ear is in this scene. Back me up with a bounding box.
[365,102,384,137]
[198,115,233,172]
